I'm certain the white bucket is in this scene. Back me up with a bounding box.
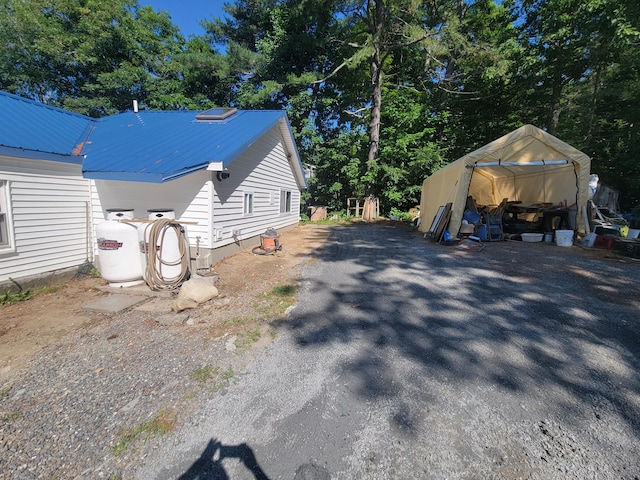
[555,230,574,247]
[627,229,640,239]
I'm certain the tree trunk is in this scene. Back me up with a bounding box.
[363,0,385,222]
[547,48,564,136]
[548,82,562,136]
[583,64,602,151]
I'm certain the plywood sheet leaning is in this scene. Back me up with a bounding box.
[425,203,452,242]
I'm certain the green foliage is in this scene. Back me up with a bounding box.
[238,329,261,348]
[0,278,31,306]
[222,366,234,381]
[113,410,177,456]
[0,410,22,424]
[190,364,216,385]
[1,0,638,210]
[270,284,297,297]
[0,289,32,306]
[388,207,413,222]
[222,316,254,327]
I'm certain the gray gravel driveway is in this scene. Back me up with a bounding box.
[136,224,640,479]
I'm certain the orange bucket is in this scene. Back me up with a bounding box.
[261,234,280,252]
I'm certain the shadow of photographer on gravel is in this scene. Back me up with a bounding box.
[178,437,270,480]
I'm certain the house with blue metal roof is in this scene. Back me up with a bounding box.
[0,91,95,286]
[0,90,305,287]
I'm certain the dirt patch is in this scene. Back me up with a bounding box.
[0,224,332,384]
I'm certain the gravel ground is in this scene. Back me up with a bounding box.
[2,224,640,479]
[0,225,319,480]
[136,225,640,479]
[0,306,265,479]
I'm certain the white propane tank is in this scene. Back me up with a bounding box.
[96,209,144,287]
[138,209,188,283]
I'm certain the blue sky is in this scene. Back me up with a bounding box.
[141,1,228,38]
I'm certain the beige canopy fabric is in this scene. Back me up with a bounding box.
[418,125,591,236]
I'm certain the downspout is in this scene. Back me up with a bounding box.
[208,174,215,249]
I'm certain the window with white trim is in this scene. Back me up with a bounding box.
[0,180,13,250]
[280,190,292,214]
[243,192,254,215]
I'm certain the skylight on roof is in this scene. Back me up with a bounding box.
[195,107,238,121]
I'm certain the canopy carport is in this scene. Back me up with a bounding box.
[418,125,591,237]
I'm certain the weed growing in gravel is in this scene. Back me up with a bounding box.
[223,316,254,327]
[0,278,32,305]
[246,329,261,343]
[237,329,261,350]
[0,411,22,424]
[300,214,353,225]
[0,386,11,398]
[254,283,298,318]
[271,284,297,297]
[222,366,234,381]
[191,364,217,385]
[0,278,66,306]
[113,410,177,456]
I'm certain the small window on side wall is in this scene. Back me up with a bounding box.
[280,190,292,214]
[243,192,254,216]
[0,180,13,250]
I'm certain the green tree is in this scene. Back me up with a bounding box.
[0,0,188,115]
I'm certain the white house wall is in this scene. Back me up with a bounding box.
[89,124,301,262]
[0,155,91,284]
[89,171,212,252]
[211,125,300,247]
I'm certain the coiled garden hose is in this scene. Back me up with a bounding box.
[143,219,190,290]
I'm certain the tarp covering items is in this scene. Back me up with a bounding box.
[418,124,591,236]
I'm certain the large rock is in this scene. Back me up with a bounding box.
[172,297,198,312]
[178,278,219,304]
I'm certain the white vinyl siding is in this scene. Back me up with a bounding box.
[89,124,302,252]
[0,155,91,284]
[89,171,212,250]
[211,125,301,245]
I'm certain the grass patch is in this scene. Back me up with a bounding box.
[246,329,261,343]
[217,284,298,337]
[254,283,298,319]
[300,215,353,225]
[237,329,261,349]
[112,410,177,456]
[1,411,23,424]
[0,288,32,306]
[222,366,234,381]
[0,386,11,398]
[270,284,297,297]
[190,364,217,385]
[222,316,254,327]
[0,278,67,306]
[182,390,198,400]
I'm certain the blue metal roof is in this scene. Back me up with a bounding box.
[0,91,94,163]
[81,109,292,182]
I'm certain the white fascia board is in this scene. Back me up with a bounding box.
[207,162,225,171]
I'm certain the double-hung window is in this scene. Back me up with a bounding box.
[243,192,254,216]
[280,190,292,214]
[0,180,13,251]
